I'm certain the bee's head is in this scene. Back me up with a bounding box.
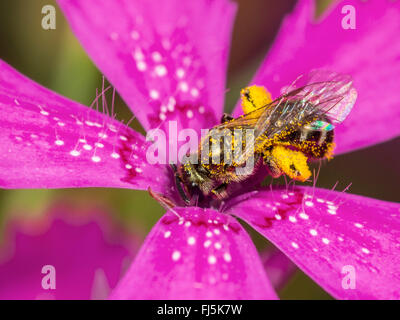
[181,162,204,187]
[181,162,218,196]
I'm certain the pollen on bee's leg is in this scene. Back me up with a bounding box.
[270,145,311,182]
[325,142,336,160]
[240,85,272,114]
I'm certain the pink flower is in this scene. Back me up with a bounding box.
[0,207,137,299]
[0,0,399,299]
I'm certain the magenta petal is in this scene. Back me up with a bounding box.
[234,0,400,154]
[262,248,296,291]
[227,186,400,299]
[58,0,237,133]
[110,207,277,299]
[0,208,137,300]
[0,60,169,192]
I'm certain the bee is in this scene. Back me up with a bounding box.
[172,70,357,204]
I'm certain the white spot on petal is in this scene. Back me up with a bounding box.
[132,48,144,61]
[91,155,101,163]
[204,240,212,248]
[83,144,93,151]
[111,152,120,159]
[137,61,147,71]
[98,133,108,139]
[152,51,162,62]
[208,255,217,265]
[55,140,64,146]
[150,90,160,100]
[186,110,194,119]
[190,88,199,97]
[179,81,189,92]
[299,212,309,220]
[361,248,370,254]
[223,252,232,262]
[176,68,185,78]
[155,65,167,77]
[305,201,314,207]
[187,236,196,245]
[322,238,330,245]
[172,250,181,261]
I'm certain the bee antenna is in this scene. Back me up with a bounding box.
[147,187,180,218]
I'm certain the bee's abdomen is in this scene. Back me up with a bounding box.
[282,126,334,159]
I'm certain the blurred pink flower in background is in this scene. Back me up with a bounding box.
[0,0,399,299]
[0,207,137,299]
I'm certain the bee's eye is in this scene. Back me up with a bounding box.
[305,120,334,131]
[192,182,198,187]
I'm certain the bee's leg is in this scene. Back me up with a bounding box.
[264,146,311,182]
[263,150,282,178]
[263,154,282,179]
[176,179,190,205]
[170,164,190,205]
[211,183,228,199]
[221,113,234,123]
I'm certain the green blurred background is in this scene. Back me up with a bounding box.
[0,0,398,299]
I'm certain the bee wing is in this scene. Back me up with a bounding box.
[215,107,267,130]
[283,70,357,124]
[207,70,357,165]
[239,70,357,163]
[252,70,357,139]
